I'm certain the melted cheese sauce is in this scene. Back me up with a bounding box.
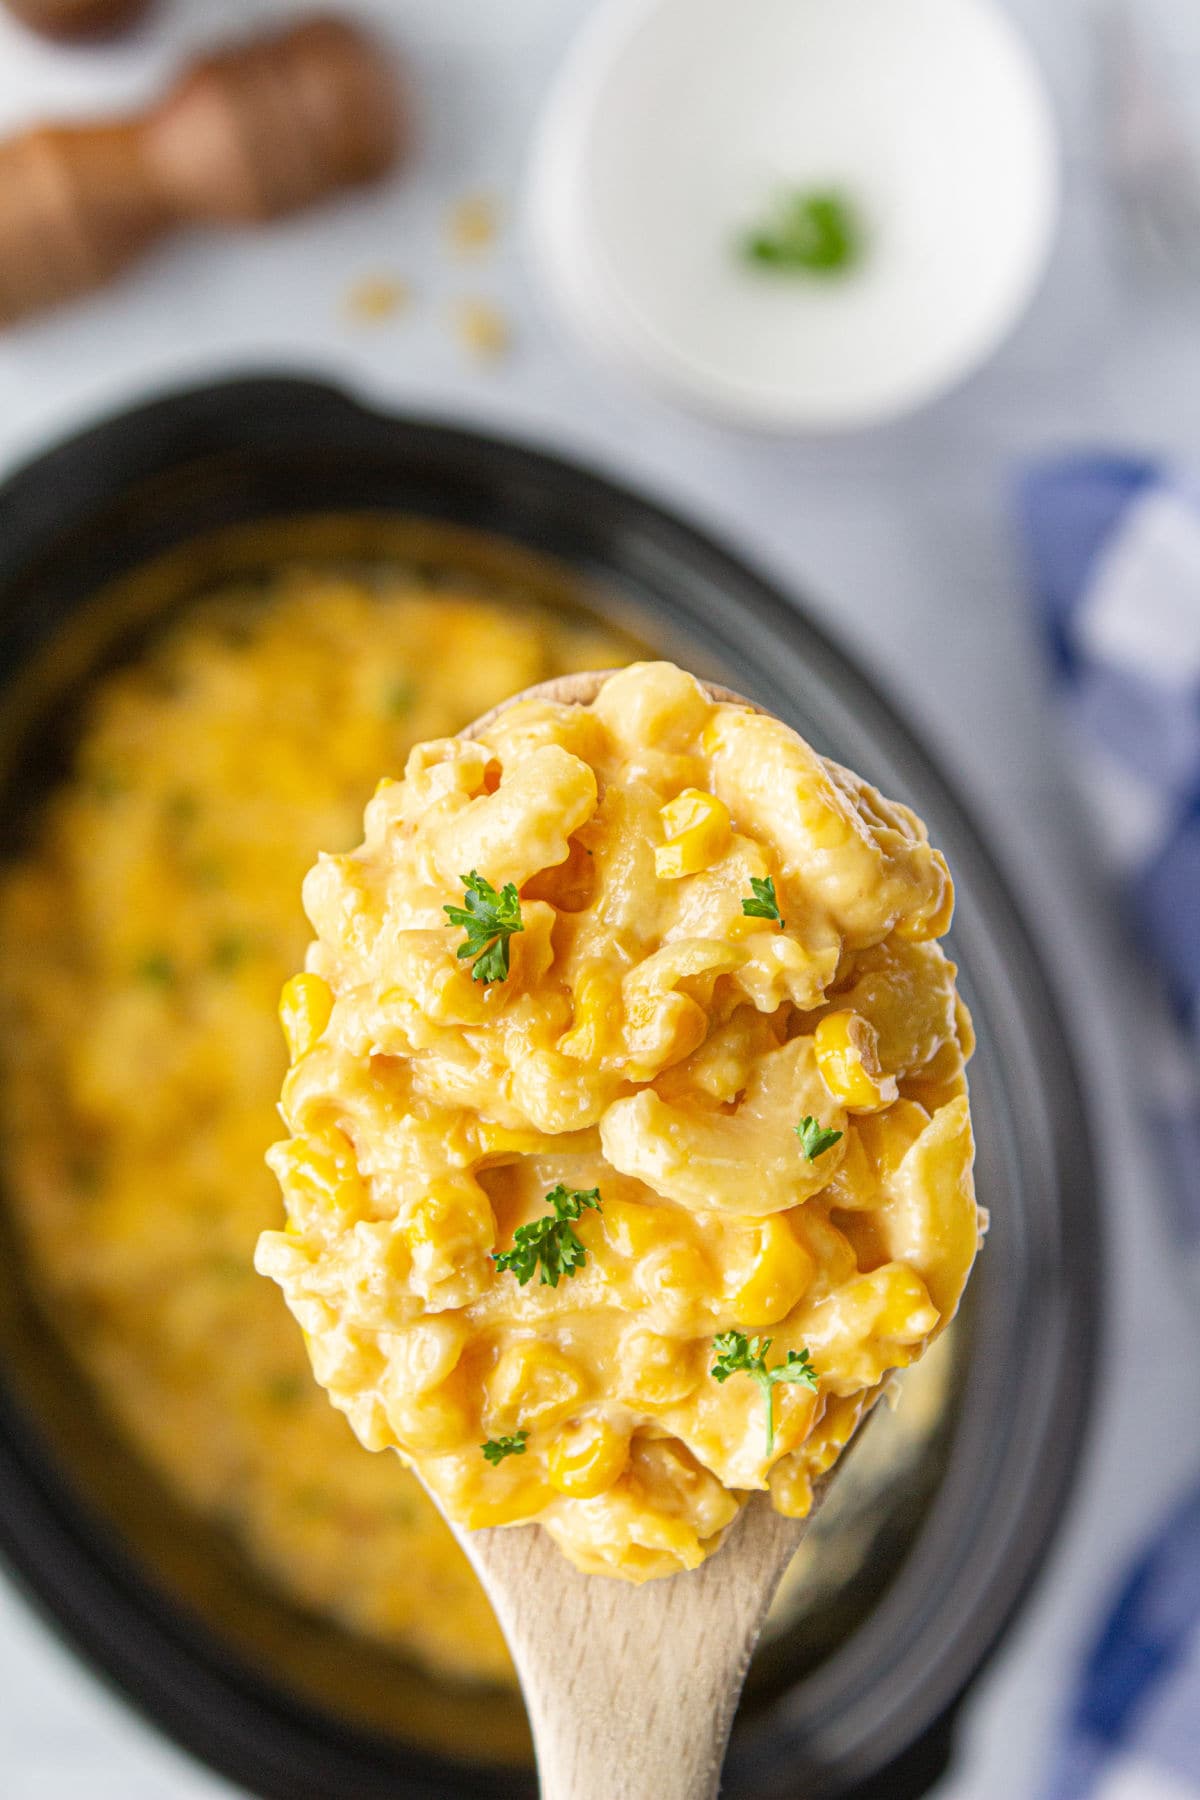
[259,662,983,1581]
[0,567,635,1680]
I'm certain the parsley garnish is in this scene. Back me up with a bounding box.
[211,932,250,973]
[741,875,784,927]
[264,1373,304,1407]
[710,1331,818,1455]
[383,678,417,718]
[444,870,524,983]
[493,1184,602,1288]
[136,951,176,987]
[741,188,863,276]
[67,1151,102,1197]
[88,766,126,803]
[481,1430,529,1466]
[795,1115,843,1161]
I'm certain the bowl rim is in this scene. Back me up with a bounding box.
[525,0,1062,432]
[0,373,1102,1800]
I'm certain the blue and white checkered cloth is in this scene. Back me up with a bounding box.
[1020,456,1200,1800]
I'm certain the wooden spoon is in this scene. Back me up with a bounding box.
[454,669,848,1800]
[449,1491,810,1800]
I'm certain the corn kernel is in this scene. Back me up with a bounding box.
[726,1217,815,1326]
[814,1009,899,1112]
[405,1178,493,1299]
[768,1454,814,1518]
[601,1198,676,1261]
[386,1387,472,1454]
[623,990,708,1082]
[654,789,731,880]
[855,1101,930,1183]
[272,1130,367,1219]
[771,1378,821,1459]
[617,1330,702,1406]
[866,1264,939,1341]
[409,1188,473,1250]
[547,1416,630,1497]
[486,1342,586,1431]
[560,964,623,1062]
[475,1125,596,1169]
[461,1473,556,1530]
[279,973,334,1062]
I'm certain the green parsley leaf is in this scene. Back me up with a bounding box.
[67,1151,102,1198]
[493,1184,602,1288]
[264,1373,305,1407]
[795,1115,843,1161]
[741,188,863,276]
[710,1330,818,1455]
[165,790,199,827]
[383,678,418,718]
[207,1251,250,1282]
[444,870,524,983]
[136,951,177,987]
[87,765,127,804]
[481,1430,529,1466]
[211,932,251,974]
[741,875,784,927]
[293,1484,332,1516]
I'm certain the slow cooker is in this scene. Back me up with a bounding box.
[0,376,1099,1800]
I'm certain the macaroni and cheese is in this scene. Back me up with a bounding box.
[0,563,634,1677]
[259,661,983,1581]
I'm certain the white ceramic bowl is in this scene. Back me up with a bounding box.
[527,0,1059,431]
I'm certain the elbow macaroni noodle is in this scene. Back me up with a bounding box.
[258,662,984,1581]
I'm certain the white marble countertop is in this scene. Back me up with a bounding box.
[0,2,1198,1796]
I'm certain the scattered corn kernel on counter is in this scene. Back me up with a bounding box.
[258,662,984,1582]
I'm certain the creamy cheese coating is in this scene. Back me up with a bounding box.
[258,662,983,1581]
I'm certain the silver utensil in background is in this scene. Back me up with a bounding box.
[1101,0,1200,278]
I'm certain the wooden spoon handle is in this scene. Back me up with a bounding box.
[455,1496,805,1800]
[0,15,403,326]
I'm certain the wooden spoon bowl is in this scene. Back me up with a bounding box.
[463,668,760,738]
